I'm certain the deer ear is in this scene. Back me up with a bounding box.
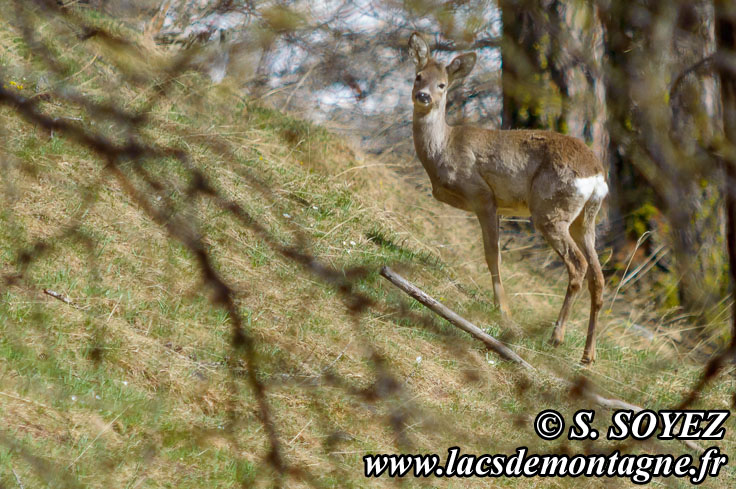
[409,32,430,70]
[447,53,477,84]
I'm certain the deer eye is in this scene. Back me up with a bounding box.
[438,83,446,89]
[416,74,423,82]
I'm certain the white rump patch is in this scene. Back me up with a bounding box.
[573,174,608,202]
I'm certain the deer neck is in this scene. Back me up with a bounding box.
[412,103,450,167]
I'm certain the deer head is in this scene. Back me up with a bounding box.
[408,33,477,113]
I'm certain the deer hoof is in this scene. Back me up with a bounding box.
[580,354,595,365]
[549,330,564,347]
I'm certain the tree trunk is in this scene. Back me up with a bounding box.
[501,0,608,168]
[597,1,653,252]
[599,0,724,316]
[500,0,552,129]
[715,0,736,345]
[668,2,724,313]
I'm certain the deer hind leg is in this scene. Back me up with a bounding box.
[570,201,604,365]
[537,218,588,348]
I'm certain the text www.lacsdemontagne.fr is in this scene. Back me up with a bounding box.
[363,447,727,485]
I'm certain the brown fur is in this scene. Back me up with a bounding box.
[409,33,607,364]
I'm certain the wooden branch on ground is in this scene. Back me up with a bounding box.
[379,266,703,453]
[43,288,77,308]
[379,266,534,370]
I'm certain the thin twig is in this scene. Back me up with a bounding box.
[288,419,313,445]
[608,231,651,311]
[669,54,715,100]
[43,288,77,307]
[281,64,315,111]
[0,391,53,411]
[620,245,668,290]
[12,468,24,489]
[67,408,127,469]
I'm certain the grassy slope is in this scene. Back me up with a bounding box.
[0,12,734,489]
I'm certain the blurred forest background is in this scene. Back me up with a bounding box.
[0,0,735,488]
[110,0,735,323]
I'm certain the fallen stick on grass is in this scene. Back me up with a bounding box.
[379,266,533,369]
[43,288,76,307]
[379,266,703,453]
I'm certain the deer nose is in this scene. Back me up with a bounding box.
[415,91,431,105]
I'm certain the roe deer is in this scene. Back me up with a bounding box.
[408,33,607,364]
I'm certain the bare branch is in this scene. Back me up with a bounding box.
[669,54,715,100]
[380,266,533,368]
[43,288,77,307]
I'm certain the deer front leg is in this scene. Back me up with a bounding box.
[477,203,512,320]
